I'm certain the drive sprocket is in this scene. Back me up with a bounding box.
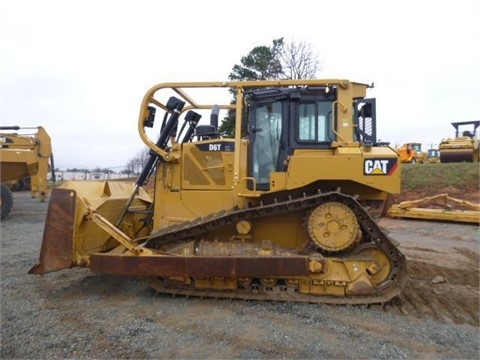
[307,202,361,252]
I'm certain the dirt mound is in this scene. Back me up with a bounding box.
[394,260,479,326]
[379,215,479,327]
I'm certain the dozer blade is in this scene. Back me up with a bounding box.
[388,193,480,224]
[29,181,152,275]
[388,205,480,223]
[29,188,76,274]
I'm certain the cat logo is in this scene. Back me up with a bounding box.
[364,158,398,176]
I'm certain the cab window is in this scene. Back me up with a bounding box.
[297,101,332,142]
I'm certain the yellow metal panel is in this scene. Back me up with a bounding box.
[286,149,400,195]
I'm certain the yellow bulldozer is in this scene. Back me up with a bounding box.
[426,148,440,163]
[0,126,55,219]
[439,121,480,163]
[30,79,407,304]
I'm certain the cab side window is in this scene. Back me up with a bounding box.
[297,101,332,143]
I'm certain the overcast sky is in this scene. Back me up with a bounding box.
[1,0,479,170]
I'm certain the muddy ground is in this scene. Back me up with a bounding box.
[1,191,479,359]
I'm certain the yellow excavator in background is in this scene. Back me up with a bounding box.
[396,142,427,164]
[439,121,480,163]
[0,126,55,219]
[30,79,407,304]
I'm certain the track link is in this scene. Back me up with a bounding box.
[149,280,402,305]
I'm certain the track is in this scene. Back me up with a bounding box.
[145,190,408,304]
[149,251,479,326]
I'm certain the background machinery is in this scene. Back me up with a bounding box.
[426,148,440,163]
[30,79,407,304]
[0,126,55,219]
[439,121,480,163]
[388,193,480,224]
[396,142,427,164]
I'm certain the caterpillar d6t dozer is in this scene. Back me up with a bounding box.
[1,126,55,219]
[30,79,407,304]
[439,121,480,163]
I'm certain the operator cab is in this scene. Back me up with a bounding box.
[247,86,377,190]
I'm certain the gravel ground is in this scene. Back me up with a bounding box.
[1,191,479,359]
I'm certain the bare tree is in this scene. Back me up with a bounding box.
[280,39,322,80]
[125,158,136,176]
[136,148,149,170]
[125,148,149,175]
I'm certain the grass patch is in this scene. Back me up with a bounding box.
[401,162,479,192]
